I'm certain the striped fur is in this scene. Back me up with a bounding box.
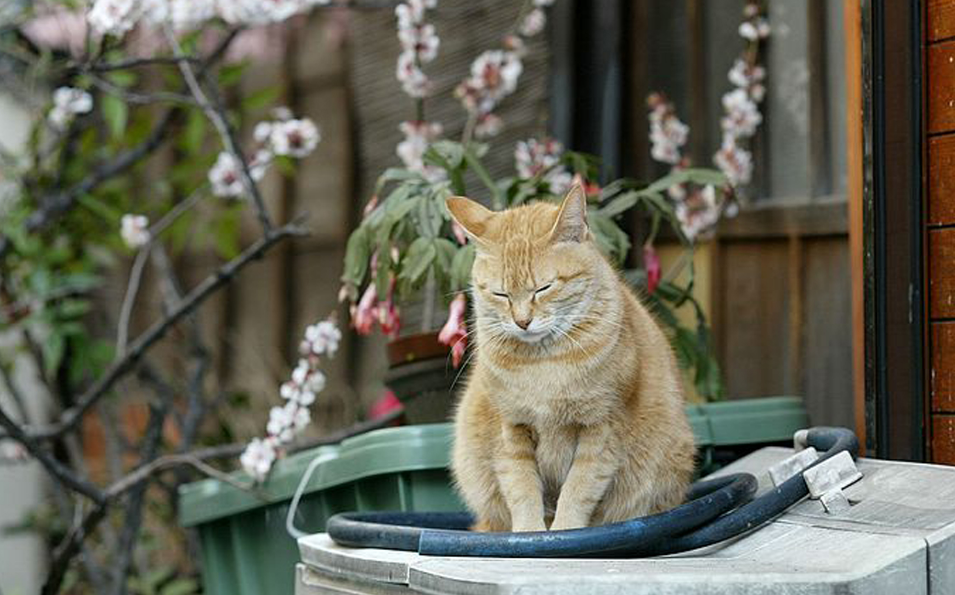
[446,185,695,532]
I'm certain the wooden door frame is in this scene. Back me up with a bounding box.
[859,0,927,460]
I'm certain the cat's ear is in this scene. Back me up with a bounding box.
[446,196,495,242]
[548,183,589,244]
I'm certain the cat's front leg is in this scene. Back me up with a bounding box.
[550,423,617,530]
[495,422,546,532]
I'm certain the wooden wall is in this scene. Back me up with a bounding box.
[927,0,955,464]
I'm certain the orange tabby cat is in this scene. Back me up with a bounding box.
[447,184,695,532]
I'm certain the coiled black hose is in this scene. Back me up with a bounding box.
[325,426,858,558]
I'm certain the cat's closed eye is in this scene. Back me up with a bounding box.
[491,290,508,299]
[535,283,553,295]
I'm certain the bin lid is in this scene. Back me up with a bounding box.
[179,423,453,527]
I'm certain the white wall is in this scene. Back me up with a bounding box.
[0,92,47,595]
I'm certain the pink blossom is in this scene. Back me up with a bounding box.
[644,245,661,294]
[352,284,378,335]
[438,293,468,368]
[363,195,379,219]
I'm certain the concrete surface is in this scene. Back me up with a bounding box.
[298,447,955,594]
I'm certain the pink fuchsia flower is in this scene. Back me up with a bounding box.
[351,284,378,335]
[644,245,661,294]
[369,390,403,421]
[438,293,468,368]
[571,173,601,198]
[377,278,401,338]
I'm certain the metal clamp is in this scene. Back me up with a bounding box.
[769,447,819,487]
[802,451,862,515]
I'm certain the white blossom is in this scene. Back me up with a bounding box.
[302,320,342,356]
[49,87,92,129]
[473,113,503,139]
[87,0,138,37]
[243,317,338,481]
[648,96,689,166]
[675,184,723,241]
[519,8,546,37]
[397,120,445,181]
[208,152,245,198]
[120,214,150,249]
[267,403,296,442]
[720,88,762,137]
[240,437,277,481]
[398,22,439,63]
[713,139,754,187]
[515,138,572,194]
[396,51,432,98]
[267,118,320,158]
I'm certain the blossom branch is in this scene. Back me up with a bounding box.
[25,218,309,441]
[163,25,274,233]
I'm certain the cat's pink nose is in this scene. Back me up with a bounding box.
[515,317,532,330]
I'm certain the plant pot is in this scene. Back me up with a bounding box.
[385,332,460,424]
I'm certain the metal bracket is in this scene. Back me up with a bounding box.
[769,447,819,487]
[802,451,863,515]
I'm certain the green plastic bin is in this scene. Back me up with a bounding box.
[179,396,808,595]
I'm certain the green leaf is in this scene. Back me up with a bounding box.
[342,226,371,286]
[598,191,639,218]
[101,94,128,139]
[77,193,123,223]
[43,332,65,377]
[399,237,436,285]
[433,237,457,277]
[159,577,199,595]
[464,147,504,209]
[425,140,465,170]
[241,86,281,112]
[218,62,248,87]
[180,109,207,155]
[450,243,475,290]
[105,70,137,88]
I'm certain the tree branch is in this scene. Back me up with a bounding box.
[27,219,309,440]
[163,25,274,233]
[0,406,106,504]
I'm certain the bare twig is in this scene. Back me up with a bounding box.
[27,219,309,440]
[163,25,274,233]
[0,406,106,503]
[89,75,197,106]
[116,246,151,355]
[42,503,108,595]
[81,55,202,72]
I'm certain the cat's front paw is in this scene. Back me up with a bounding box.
[510,519,546,532]
[549,516,587,531]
